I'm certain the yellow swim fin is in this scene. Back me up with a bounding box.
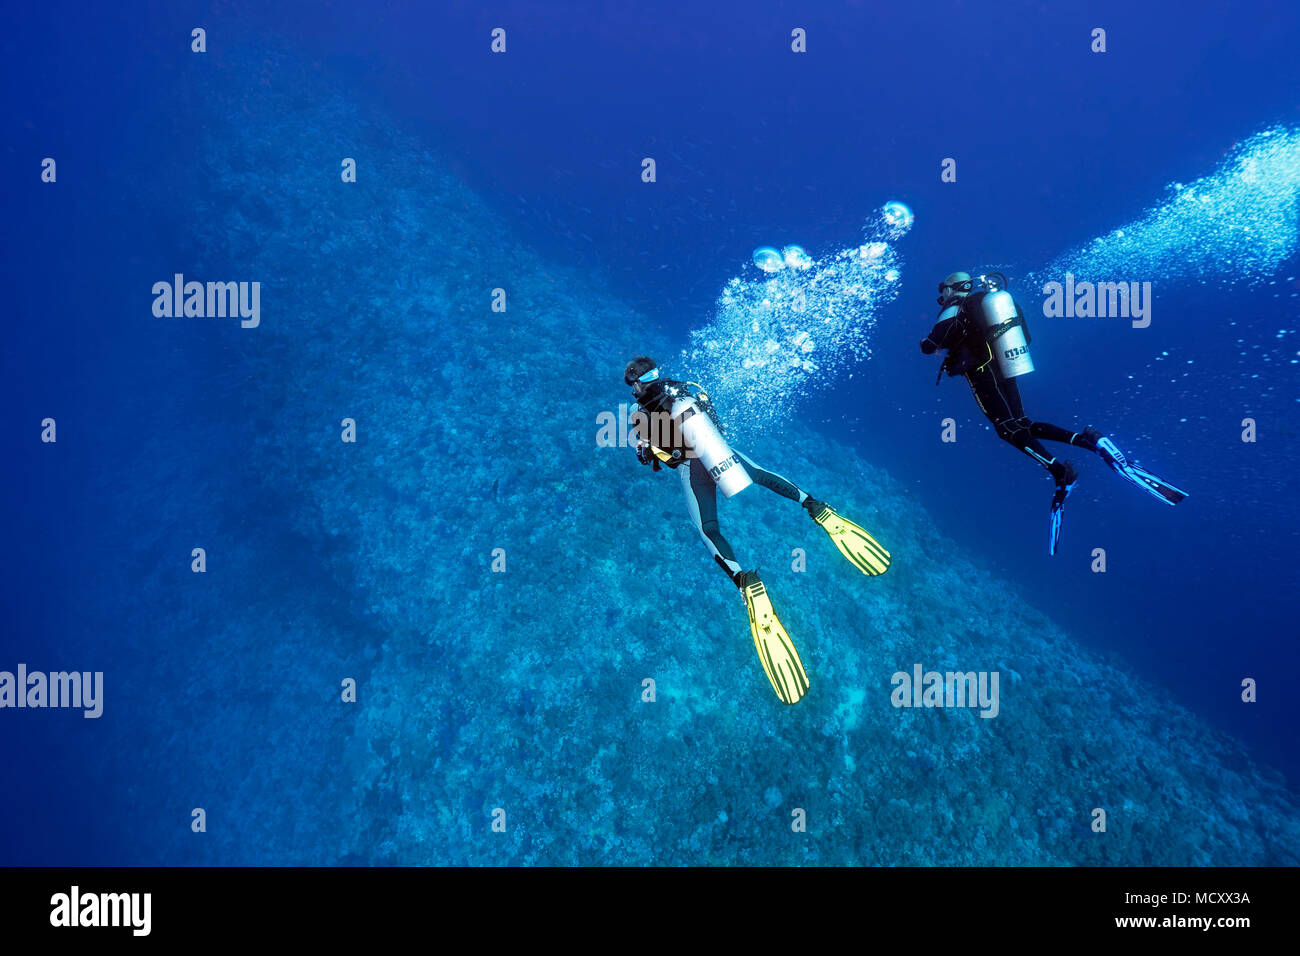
[813,505,891,576]
[740,575,809,705]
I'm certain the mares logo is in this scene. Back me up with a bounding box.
[709,454,742,480]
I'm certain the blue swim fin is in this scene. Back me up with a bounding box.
[1096,437,1187,506]
[1049,470,1077,556]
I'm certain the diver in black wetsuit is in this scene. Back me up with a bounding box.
[922,272,1094,490]
[920,271,1188,554]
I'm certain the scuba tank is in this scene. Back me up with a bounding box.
[933,272,1034,382]
[973,272,1033,378]
[667,383,752,497]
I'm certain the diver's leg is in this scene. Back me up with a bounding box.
[734,449,834,522]
[733,450,807,504]
[681,458,744,582]
[969,370,1073,483]
[1029,421,1100,451]
[996,374,1098,451]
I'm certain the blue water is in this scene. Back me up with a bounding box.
[2,0,1297,865]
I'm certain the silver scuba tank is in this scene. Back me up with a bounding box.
[669,390,752,497]
[978,289,1035,378]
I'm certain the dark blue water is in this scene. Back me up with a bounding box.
[2,0,1297,865]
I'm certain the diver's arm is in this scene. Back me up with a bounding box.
[629,405,659,471]
[920,315,959,354]
[635,440,663,471]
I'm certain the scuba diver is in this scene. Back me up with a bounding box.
[624,356,890,705]
[920,271,1187,554]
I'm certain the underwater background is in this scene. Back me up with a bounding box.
[2,0,1297,865]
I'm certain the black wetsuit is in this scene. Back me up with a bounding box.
[633,379,809,581]
[923,292,1096,482]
